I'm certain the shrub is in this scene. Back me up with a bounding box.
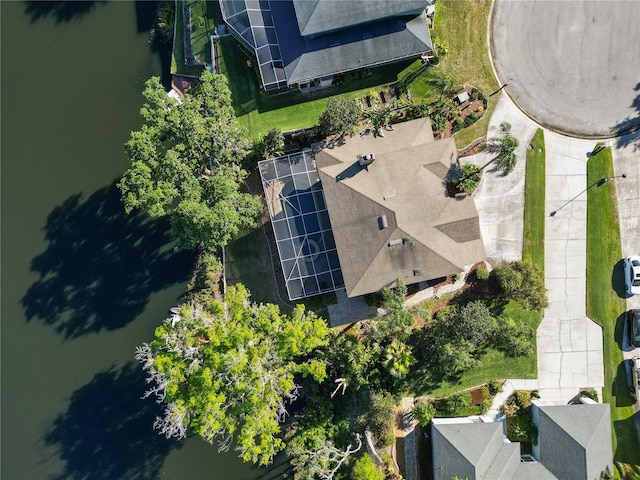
[487,380,504,394]
[580,389,599,402]
[318,96,361,137]
[453,163,482,193]
[479,386,490,402]
[495,261,548,310]
[480,398,493,414]
[475,266,490,280]
[463,115,475,127]
[352,453,385,480]
[509,414,538,445]
[493,317,535,357]
[413,401,436,425]
[440,392,472,415]
[514,390,533,410]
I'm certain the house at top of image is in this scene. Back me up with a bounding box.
[219,0,433,91]
[259,117,485,300]
[432,401,613,480]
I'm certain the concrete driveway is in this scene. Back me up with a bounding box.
[491,0,640,138]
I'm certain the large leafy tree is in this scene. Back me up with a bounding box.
[119,71,261,251]
[318,96,361,137]
[135,284,329,466]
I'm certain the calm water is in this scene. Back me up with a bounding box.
[1,2,285,478]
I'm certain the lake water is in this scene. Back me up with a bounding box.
[1,2,285,478]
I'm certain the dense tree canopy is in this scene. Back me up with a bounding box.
[119,71,261,251]
[136,284,329,466]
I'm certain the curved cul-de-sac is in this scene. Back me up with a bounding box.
[491,0,640,138]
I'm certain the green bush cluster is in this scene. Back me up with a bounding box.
[453,163,482,193]
[495,261,548,310]
[475,266,490,280]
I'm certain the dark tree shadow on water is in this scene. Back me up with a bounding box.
[24,1,108,24]
[21,181,196,339]
[44,362,181,480]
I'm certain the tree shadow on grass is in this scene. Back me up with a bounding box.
[21,181,196,339]
[44,362,181,480]
[612,360,635,409]
[24,1,108,24]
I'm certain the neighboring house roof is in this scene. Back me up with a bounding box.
[431,403,613,480]
[431,421,521,480]
[291,0,429,37]
[537,404,613,480]
[270,1,433,85]
[220,0,433,89]
[315,118,485,297]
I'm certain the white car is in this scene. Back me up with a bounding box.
[623,256,640,295]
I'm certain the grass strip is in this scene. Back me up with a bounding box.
[586,145,640,471]
[522,129,545,270]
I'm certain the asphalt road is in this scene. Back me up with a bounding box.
[491,0,640,138]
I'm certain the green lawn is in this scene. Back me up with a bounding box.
[216,35,415,140]
[225,225,292,312]
[585,145,640,472]
[407,301,539,398]
[434,0,499,148]
[522,129,546,270]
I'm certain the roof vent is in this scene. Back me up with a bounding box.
[388,239,402,247]
[402,236,413,246]
[358,153,375,168]
[378,215,389,229]
[413,269,422,276]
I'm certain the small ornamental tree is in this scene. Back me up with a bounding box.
[318,96,361,137]
[453,163,482,193]
[495,261,548,310]
[256,128,285,159]
[482,121,519,176]
[136,284,329,466]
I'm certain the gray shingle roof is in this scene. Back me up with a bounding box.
[431,422,521,480]
[291,0,430,37]
[315,118,485,297]
[537,404,613,480]
[270,1,433,85]
[431,404,614,480]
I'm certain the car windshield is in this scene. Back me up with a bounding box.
[633,280,640,286]
[632,259,640,266]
